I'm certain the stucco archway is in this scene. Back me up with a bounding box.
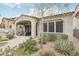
[16,20,31,36]
[15,16,37,37]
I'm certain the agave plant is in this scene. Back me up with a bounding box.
[55,39,74,55]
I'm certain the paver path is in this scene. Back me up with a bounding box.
[0,36,30,49]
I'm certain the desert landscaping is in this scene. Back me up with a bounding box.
[0,3,79,56]
[0,33,79,56]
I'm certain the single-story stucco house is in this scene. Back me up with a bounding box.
[14,12,73,41]
[1,5,79,41]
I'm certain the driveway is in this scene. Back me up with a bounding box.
[0,36,30,49]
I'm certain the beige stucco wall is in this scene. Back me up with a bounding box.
[37,15,73,41]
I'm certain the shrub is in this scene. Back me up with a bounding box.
[70,50,79,56]
[55,39,74,55]
[0,36,1,38]
[14,46,29,56]
[47,33,57,42]
[0,36,2,41]
[6,34,14,39]
[39,33,57,44]
[58,34,68,40]
[39,34,48,44]
[0,38,38,56]
[0,49,4,55]
[0,37,39,56]
[0,46,29,56]
[0,36,9,41]
[1,46,15,56]
[18,38,38,54]
[0,34,14,42]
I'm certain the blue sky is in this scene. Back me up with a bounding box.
[0,3,35,18]
[0,3,78,19]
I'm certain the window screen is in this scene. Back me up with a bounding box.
[43,23,47,32]
[56,21,63,32]
[49,22,54,32]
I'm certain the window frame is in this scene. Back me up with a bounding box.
[42,19,63,33]
[56,20,63,33]
[42,22,48,32]
[49,22,54,32]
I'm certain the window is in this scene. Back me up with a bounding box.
[43,20,63,33]
[49,22,54,32]
[43,23,47,32]
[56,21,63,32]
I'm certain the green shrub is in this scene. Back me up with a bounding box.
[47,33,57,42]
[39,33,57,44]
[6,34,14,39]
[18,38,38,54]
[0,46,28,56]
[70,50,79,56]
[0,36,1,38]
[58,34,68,40]
[0,34,14,42]
[14,46,29,56]
[39,34,48,44]
[0,49,4,55]
[0,36,2,41]
[0,38,38,56]
[0,36,9,41]
[0,37,38,56]
[55,39,74,55]
[1,46,15,56]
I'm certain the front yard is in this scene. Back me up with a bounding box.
[0,33,79,56]
[0,30,15,47]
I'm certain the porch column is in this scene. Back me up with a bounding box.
[31,21,36,37]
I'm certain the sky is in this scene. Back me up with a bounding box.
[0,3,78,19]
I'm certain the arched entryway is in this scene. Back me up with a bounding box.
[16,20,31,36]
[14,15,37,37]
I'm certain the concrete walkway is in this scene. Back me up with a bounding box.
[0,36,30,49]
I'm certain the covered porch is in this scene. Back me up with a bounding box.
[16,21,31,36]
[14,16,37,37]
